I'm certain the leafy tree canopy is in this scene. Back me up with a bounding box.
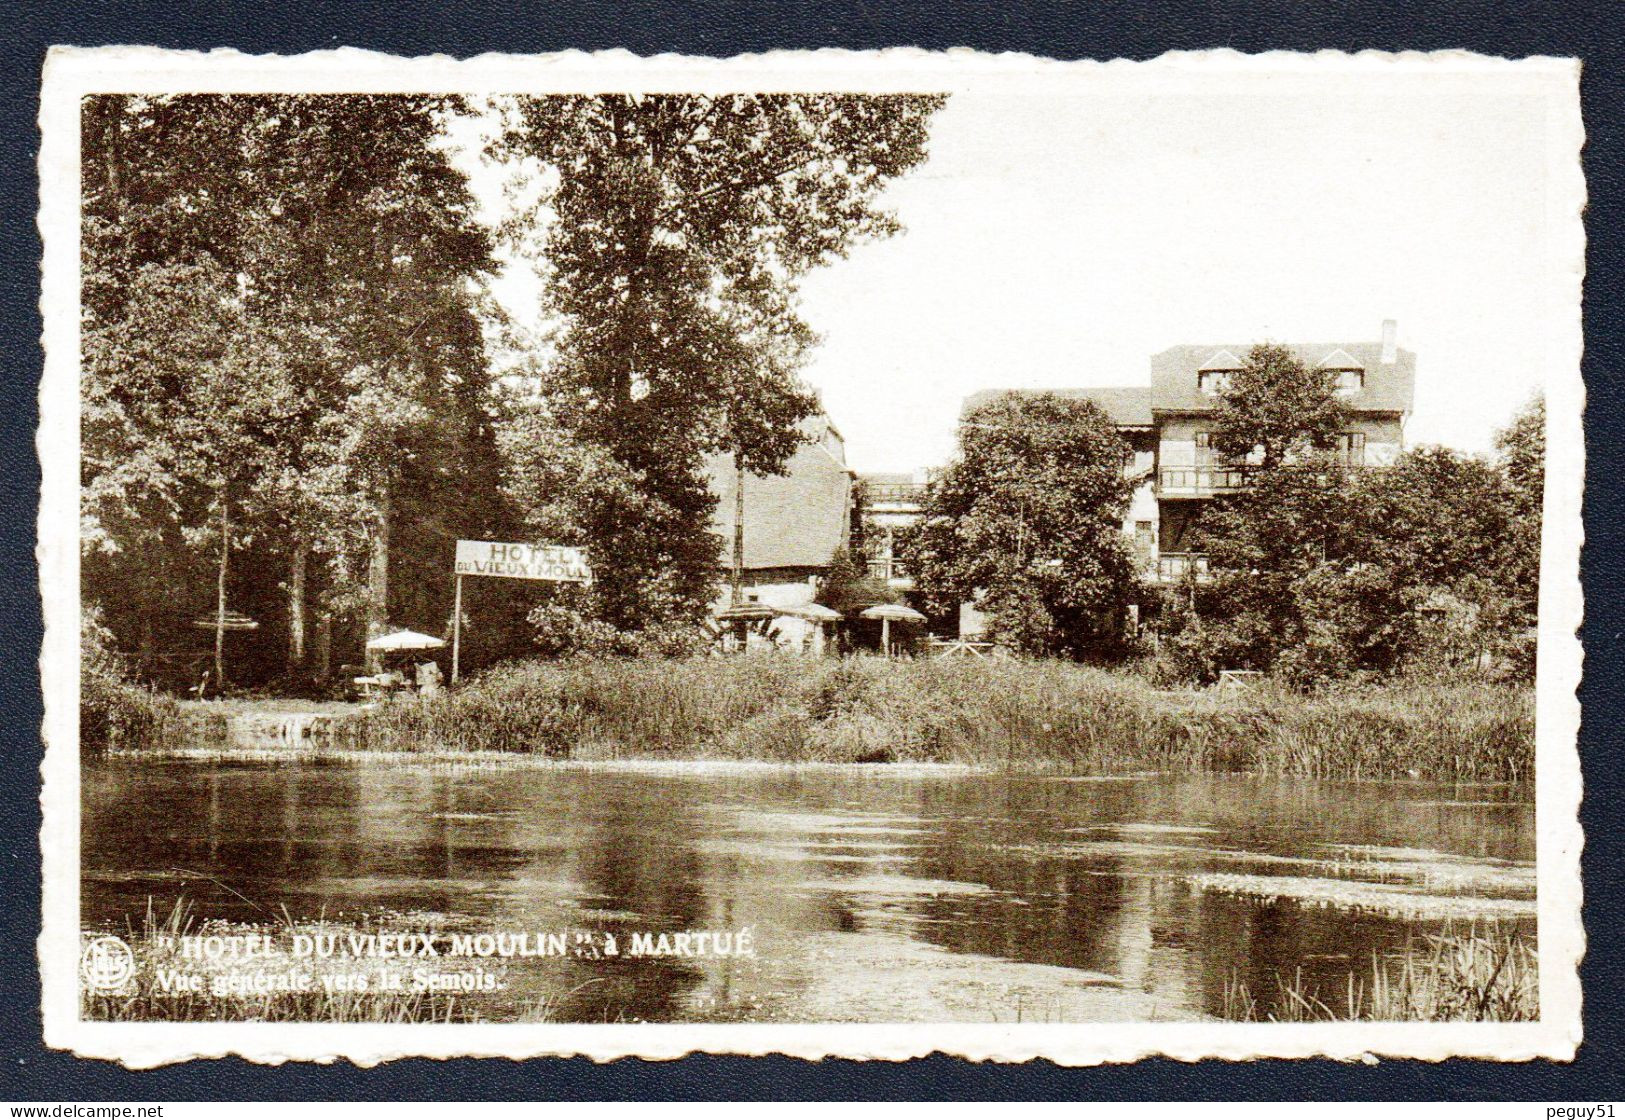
[1493,394,1545,626]
[1351,446,1514,593]
[81,94,498,678]
[904,393,1137,658]
[1496,393,1545,512]
[1212,342,1351,469]
[496,93,944,629]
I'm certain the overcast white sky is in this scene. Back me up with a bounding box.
[471,70,1568,475]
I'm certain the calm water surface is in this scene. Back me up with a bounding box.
[82,760,1534,1022]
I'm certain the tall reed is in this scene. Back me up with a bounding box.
[339,655,1532,781]
[1221,929,1538,1021]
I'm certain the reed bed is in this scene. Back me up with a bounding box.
[334,655,1531,781]
[82,672,205,755]
[1221,929,1539,1021]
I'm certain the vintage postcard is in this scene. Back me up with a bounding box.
[38,46,1584,1066]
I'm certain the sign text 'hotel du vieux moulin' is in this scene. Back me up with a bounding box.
[454,540,593,583]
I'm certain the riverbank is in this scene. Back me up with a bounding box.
[358,656,1532,780]
[107,655,1536,781]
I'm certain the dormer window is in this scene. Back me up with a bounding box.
[1317,349,1365,395]
[1196,350,1244,396]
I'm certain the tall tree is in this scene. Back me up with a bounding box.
[1175,445,1530,684]
[497,93,944,630]
[1212,342,1350,469]
[82,94,496,683]
[1351,447,1515,593]
[1495,393,1545,626]
[1173,455,1359,679]
[904,393,1137,658]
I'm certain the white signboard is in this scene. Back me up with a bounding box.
[454,540,592,583]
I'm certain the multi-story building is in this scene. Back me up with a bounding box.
[962,321,1416,584]
[855,471,929,592]
[703,412,856,629]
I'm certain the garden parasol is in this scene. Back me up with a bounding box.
[366,629,447,652]
[714,603,778,623]
[783,602,843,656]
[859,603,927,654]
[782,603,842,622]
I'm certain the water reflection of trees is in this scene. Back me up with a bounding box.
[849,774,1533,1019]
[83,764,1536,1022]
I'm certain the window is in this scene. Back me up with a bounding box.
[1332,368,1365,394]
[1339,431,1366,466]
[1194,431,1215,465]
[1198,370,1234,396]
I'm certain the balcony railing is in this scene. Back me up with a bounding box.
[863,482,929,505]
[867,557,911,582]
[1157,552,1211,582]
[1157,466,1250,496]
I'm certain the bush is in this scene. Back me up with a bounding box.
[81,606,187,752]
[526,604,711,660]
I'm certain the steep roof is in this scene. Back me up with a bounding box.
[1150,342,1416,414]
[959,386,1155,428]
[705,438,853,571]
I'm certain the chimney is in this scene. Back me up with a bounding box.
[1380,319,1398,365]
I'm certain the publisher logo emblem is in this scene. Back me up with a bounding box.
[80,935,135,993]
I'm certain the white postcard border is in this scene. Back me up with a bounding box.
[37,45,1586,1067]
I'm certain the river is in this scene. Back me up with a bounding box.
[82,759,1535,1022]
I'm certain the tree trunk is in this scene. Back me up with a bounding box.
[366,486,391,668]
[731,455,745,606]
[214,493,230,689]
[314,613,332,682]
[287,538,309,672]
[138,616,155,680]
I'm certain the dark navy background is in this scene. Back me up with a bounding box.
[4,0,1621,1101]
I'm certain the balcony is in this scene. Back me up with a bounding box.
[1157,466,1250,497]
[864,482,929,506]
[866,556,914,588]
[1157,552,1211,583]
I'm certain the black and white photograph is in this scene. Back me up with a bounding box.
[36,47,1584,1066]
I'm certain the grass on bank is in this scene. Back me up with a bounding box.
[1221,928,1538,1022]
[82,671,202,754]
[322,655,1532,781]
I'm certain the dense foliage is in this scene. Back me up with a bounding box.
[1211,341,1351,468]
[904,393,1138,658]
[82,93,943,687]
[82,95,502,688]
[1161,385,1544,686]
[495,94,944,631]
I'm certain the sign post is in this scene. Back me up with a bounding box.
[450,541,593,685]
[451,572,464,685]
